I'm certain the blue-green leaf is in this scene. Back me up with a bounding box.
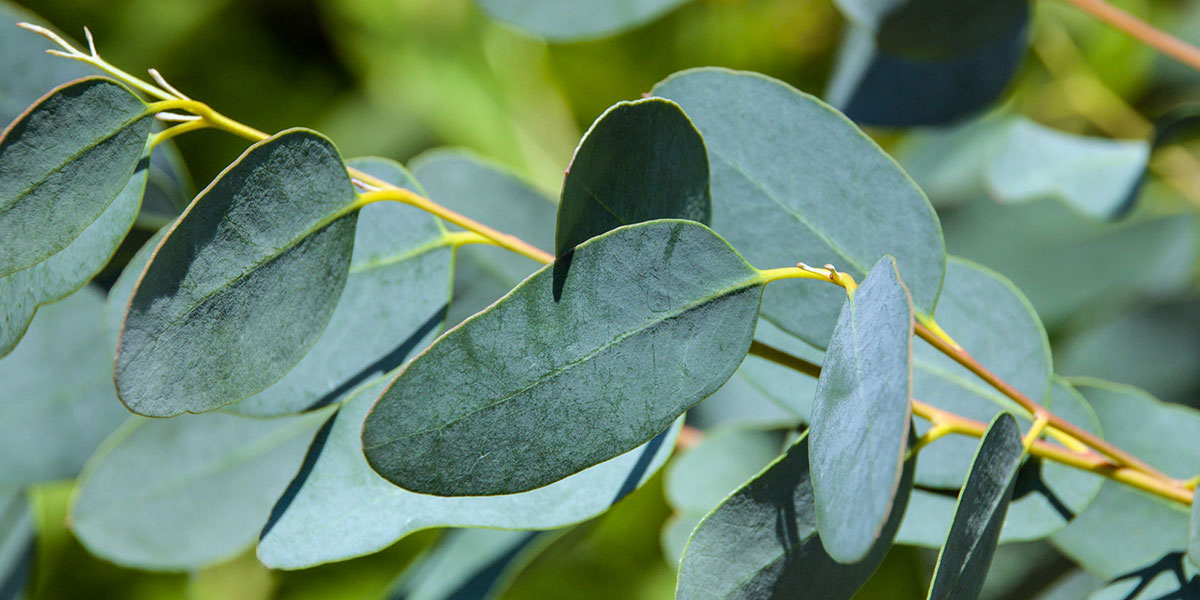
[364,220,764,496]
[556,97,709,256]
[944,200,1197,327]
[0,489,34,600]
[676,433,914,599]
[914,257,1050,489]
[409,149,556,326]
[810,255,914,563]
[232,157,452,416]
[896,379,1102,546]
[986,118,1150,220]
[116,129,359,416]
[1057,300,1200,407]
[653,68,944,349]
[0,287,128,487]
[475,0,691,41]
[70,409,329,571]
[1051,380,1200,578]
[0,77,152,278]
[384,529,549,600]
[664,426,786,516]
[927,413,1024,600]
[0,146,147,357]
[257,376,679,569]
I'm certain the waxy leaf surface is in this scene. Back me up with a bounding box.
[986,118,1149,220]
[476,0,691,41]
[71,409,328,571]
[896,379,1102,546]
[258,376,679,569]
[809,255,914,563]
[676,434,913,599]
[825,18,1027,128]
[653,68,944,349]
[0,77,151,277]
[364,220,763,496]
[0,287,128,486]
[0,147,147,356]
[914,257,1050,488]
[384,529,546,600]
[233,157,452,416]
[927,413,1024,600]
[0,489,33,600]
[116,129,358,416]
[556,97,709,255]
[1051,380,1200,578]
[410,149,556,325]
[664,426,786,515]
[944,199,1197,327]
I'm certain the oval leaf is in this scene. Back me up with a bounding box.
[410,149,557,325]
[0,287,128,486]
[70,410,328,571]
[116,128,359,416]
[0,77,151,277]
[809,255,915,563]
[1051,379,1200,578]
[896,379,1103,546]
[257,376,679,569]
[556,97,709,255]
[363,219,764,496]
[232,156,453,416]
[927,413,1024,600]
[653,68,944,349]
[914,257,1050,488]
[676,433,914,599]
[476,0,691,41]
[986,118,1150,220]
[0,146,148,357]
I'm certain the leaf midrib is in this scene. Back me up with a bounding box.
[0,108,150,215]
[369,279,761,446]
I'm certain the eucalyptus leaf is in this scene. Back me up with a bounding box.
[664,426,787,515]
[1057,300,1200,407]
[71,409,329,571]
[0,77,151,278]
[914,257,1050,488]
[232,156,452,416]
[0,287,128,487]
[896,379,1102,546]
[944,199,1198,327]
[1190,493,1200,572]
[1051,380,1200,578]
[676,433,914,599]
[0,489,33,600]
[809,255,914,564]
[385,529,546,600]
[653,68,944,349]
[927,413,1023,600]
[556,97,709,255]
[0,146,147,357]
[893,112,1009,206]
[409,149,556,326]
[363,220,763,496]
[475,0,691,41]
[834,0,1028,57]
[258,376,680,569]
[661,513,703,565]
[1088,553,1199,599]
[116,128,359,416]
[824,18,1027,128]
[985,118,1150,220]
[103,228,167,350]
